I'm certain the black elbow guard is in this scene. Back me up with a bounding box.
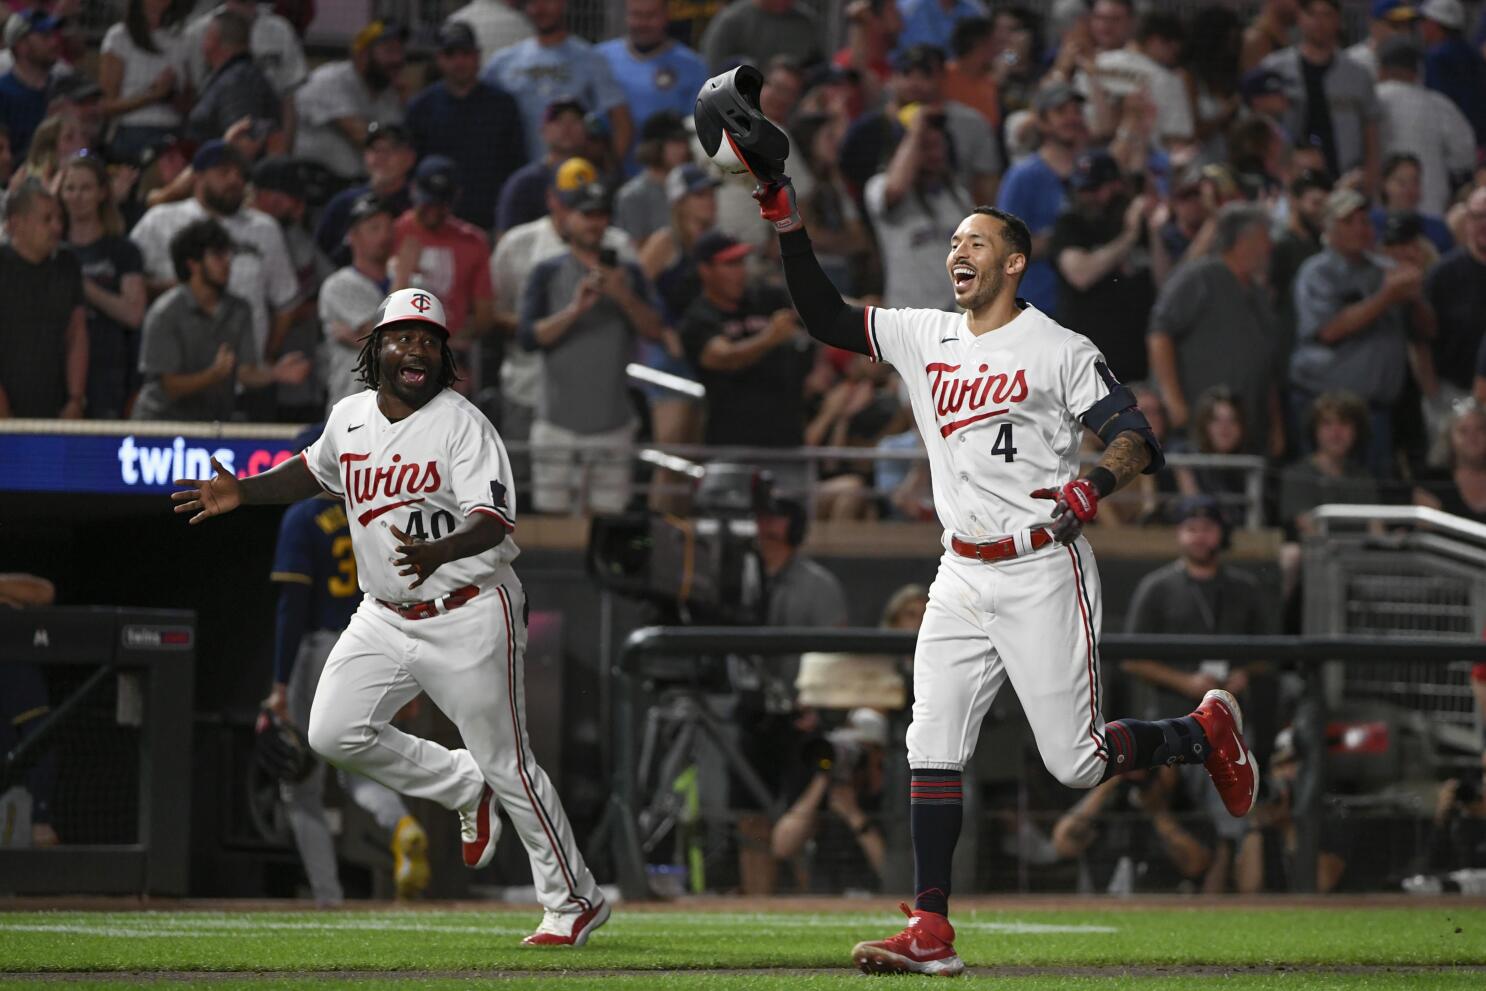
[1080,385,1166,473]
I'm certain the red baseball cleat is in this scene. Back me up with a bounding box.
[1191,689,1260,818]
[851,903,965,977]
[522,899,610,946]
[459,783,501,869]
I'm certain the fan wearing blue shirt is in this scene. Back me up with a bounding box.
[0,12,62,159]
[481,0,632,164]
[895,0,988,59]
[995,83,1088,315]
[597,0,709,176]
[408,21,528,231]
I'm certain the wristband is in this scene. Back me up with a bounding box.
[1085,466,1118,498]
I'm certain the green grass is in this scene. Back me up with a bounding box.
[0,905,1482,988]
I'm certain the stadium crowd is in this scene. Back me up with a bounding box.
[2,0,1486,531]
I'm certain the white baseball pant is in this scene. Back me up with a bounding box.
[307,581,602,912]
[906,536,1109,789]
[284,629,409,906]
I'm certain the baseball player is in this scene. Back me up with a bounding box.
[262,433,431,905]
[172,288,608,945]
[755,181,1259,975]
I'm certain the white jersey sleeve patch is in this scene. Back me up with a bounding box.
[449,411,517,530]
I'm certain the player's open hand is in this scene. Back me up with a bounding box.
[1030,478,1100,544]
[171,456,242,524]
[390,524,449,589]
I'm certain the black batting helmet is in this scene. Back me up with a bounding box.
[694,65,791,184]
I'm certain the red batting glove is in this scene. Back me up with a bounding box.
[754,178,802,234]
[1030,478,1100,544]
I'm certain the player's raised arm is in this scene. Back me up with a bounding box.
[171,455,322,524]
[696,64,872,357]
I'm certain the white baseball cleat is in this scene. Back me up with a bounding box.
[522,898,611,946]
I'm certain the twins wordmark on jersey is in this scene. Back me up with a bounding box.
[863,301,1117,539]
[301,389,519,603]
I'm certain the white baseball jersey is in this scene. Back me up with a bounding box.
[301,388,519,603]
[863,301,1117,540]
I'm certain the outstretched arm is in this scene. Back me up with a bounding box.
[762,181,872,356]
[172,455,322,523]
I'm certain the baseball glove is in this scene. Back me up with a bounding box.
[254,708,315,783]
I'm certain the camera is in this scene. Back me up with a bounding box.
[800,730,867,783]
[1455,771,1482,807]
[597,247,619,268]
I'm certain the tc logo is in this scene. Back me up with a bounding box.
[411,293,433,313]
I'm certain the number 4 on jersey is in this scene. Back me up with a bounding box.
[992,422,1017,462]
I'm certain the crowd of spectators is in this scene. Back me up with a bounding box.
[2,0,1486,535]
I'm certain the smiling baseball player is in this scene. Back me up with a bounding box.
[755,180,1258,974]
[172,288,608,946]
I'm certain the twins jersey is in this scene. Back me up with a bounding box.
[300,389,518,603]
[863,301,1117,539]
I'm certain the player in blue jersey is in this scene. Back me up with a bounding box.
[263,434,431,905]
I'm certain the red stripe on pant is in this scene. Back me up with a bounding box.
[499,585,589,912]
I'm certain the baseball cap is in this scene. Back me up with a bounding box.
[436,20,478,52]
[693,229,752,265]
[251,157,306,197]
[552,157,609,212]
[1174,494,1225,527]
[1239,68,1287,101]
[894,43,946,75]
[1034,81,1085,114]
[1382,210,1424,245]
[1325,187,1369,224]
[1378,34,1425,70]
[666,162,720,204]
[351,19,408,55]
[1069,149,1121,191]
[543,98,587,124]
[346,191,394,227]
[1420,0,1465,30]
[4,10,60,48]
[412,155,459,203]
[364,120,411,148]
[49,73,102,104]
[1371,0,1418,20]
[373,287,448,337]
[640,109,689,144]
[191,139,248,175]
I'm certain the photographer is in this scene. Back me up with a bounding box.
[1050,765,1217,893]
[1235,727,1354,893]
[771,709,888,888]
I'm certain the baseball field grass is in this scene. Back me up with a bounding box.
[1,900,1484,989]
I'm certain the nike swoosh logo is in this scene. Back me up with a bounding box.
[907,939,943,958]
[348,424,364,432]
[1231,730,1248,766]
[939,408,1009,438]
[940,337,956,343]
[357,497,424,526]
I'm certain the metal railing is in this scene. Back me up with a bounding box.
[598,627,1486,901]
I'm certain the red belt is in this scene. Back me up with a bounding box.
[950,528,1053,563]
[378,584,480,620]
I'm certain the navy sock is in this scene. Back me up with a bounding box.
[1101,716,1210,780]
[910,769,962,917]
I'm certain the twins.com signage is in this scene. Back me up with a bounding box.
[0,428,299,494]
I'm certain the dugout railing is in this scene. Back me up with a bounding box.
[0,607,195,896]
[603,627,1486,901]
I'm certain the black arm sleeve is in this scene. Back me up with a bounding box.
[778,229,871,355]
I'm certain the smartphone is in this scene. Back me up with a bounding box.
[597,247,618,268]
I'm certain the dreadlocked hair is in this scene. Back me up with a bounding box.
[353,324,461,390]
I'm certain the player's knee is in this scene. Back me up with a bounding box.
[307,713,361,764]
[1045,750,1104,790]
